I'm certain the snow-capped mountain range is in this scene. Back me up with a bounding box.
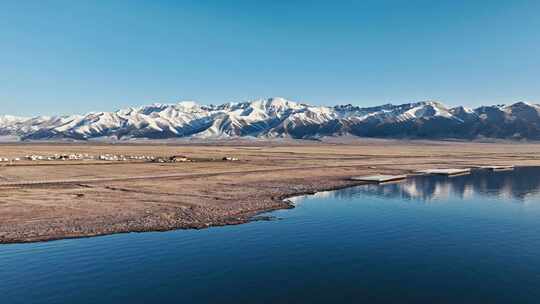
[2,97,540,140]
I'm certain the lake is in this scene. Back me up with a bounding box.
[2,167,540,303]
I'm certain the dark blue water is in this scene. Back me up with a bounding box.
[3,167,540,304]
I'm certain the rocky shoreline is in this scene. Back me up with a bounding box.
[0,177,365,244]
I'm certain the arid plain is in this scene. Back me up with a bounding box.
[1,139,540,244]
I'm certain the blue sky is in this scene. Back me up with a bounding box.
[1,0,539,116]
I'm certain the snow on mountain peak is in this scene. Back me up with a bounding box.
[3,98,540,140]
[176,101,200,109]
[0,115,29,125]
[246,97,301,112]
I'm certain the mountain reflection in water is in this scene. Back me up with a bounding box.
[332,167,540,202]
[3,167,540,304]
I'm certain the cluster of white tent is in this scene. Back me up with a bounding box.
[0,153,158,163]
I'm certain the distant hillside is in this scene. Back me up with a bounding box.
[3,98,540,140]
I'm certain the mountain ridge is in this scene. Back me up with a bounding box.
[2,97,540,140]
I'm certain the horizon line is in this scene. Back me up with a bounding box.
[1,97,537,118]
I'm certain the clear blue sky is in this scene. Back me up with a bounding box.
[1,0,539,116]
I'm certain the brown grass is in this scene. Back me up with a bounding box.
[1,139,540,243]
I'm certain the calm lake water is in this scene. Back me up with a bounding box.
[3,167,540,303]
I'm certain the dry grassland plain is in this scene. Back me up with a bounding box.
[1,139,540,243]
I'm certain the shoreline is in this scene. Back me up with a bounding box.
[2,141,540,245]
[0,178,367,245]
